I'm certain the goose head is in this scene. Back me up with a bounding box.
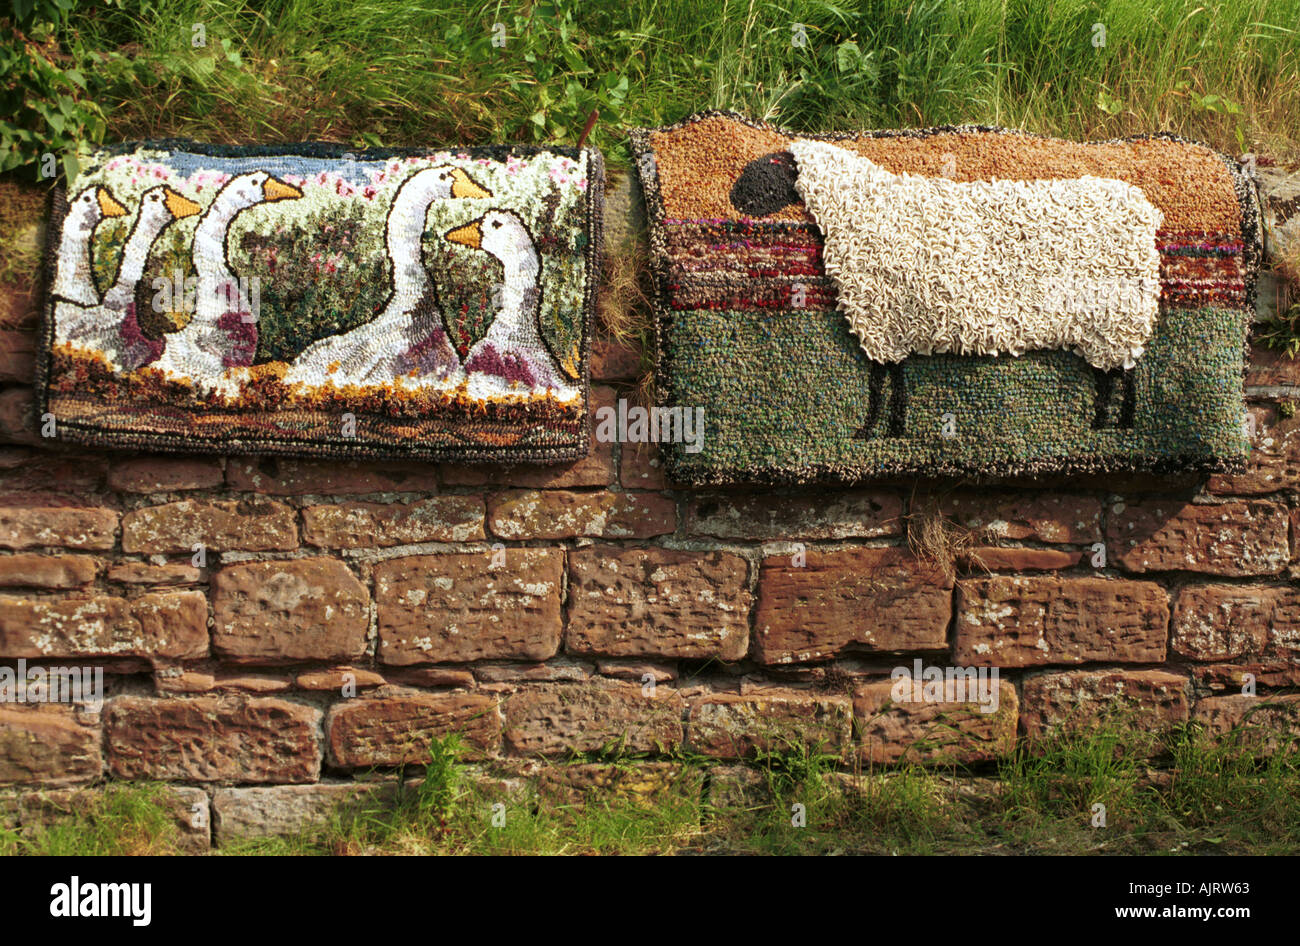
[135,184,203,234]
[101,186,202,307]
[208,171,303,220]
[444,210,535,266]
[66,185,128,236]
[420,165,493,200]
[389,166,493,226]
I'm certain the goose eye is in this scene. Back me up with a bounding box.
[491,220,501,229]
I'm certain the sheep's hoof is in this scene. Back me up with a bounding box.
[853,422,905,440]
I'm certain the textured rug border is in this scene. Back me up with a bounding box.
[630,110,1259,485]
[36,140,605,464]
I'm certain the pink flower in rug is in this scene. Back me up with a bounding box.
[465,343,537,388]
[117,302,164,369]
[216,309,258,368]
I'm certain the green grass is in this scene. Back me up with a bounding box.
[10,0,1300,177]
[253,720,1300,855]
[0,782,188,855]
[7,723,1295,856]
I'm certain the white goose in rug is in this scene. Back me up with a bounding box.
[444,210,577,400]
[59,186,202,363]
[150,171,302,391]
[283,165,492,390]
[51,185,128,309]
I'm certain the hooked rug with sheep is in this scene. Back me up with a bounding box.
[631,111,1260,484]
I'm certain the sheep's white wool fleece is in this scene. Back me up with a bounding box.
[789,139,1164,371]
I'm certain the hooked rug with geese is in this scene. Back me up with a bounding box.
[38,141,603,461]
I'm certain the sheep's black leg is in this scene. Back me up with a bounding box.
[855,362,887,439]
[1119,368,1137,429]
[887,362,907,437]
[1092,366,1115,430]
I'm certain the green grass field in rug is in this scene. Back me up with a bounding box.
[662,304,1250,481]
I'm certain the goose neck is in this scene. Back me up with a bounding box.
[103,214,163,308]
[386,191,437,297]
[193,198,241,281]
[497,249,539,317]
[55,208,97,303]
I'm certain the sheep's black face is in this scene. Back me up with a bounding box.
[730,151,800,217]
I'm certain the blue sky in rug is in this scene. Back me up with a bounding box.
[161,151,397,184]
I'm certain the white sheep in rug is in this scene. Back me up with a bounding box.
[787,139,1164,437]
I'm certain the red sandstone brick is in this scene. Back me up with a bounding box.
[488,489,675,540]
[854,677,1019,764]
[294,668,386,691]
[0,705,102,785]
[1192,694,1300,753]
[754,547,951,664]
[226,456,439,495]
[620,442,667,489]
[503,682,683,756]
[121,499,297,553]
[687,491,902,540]
[929,492,1102,544]
[106,562,201,585]
[0,504,117,550]
[566,546,751,660]
[1019,669,1189,740]
[212,558,370,664]
[375,549,562,664]
[106,695,321,782]
[954,576,1168,667]
[1245,343,1300,387]
[959,547,1082,571]
[0,388,38,446]
[0,287,36,328]
[0,590,207,659]
[473,658,592,683]
[1207,403,1300,495]
[596,659,678,683]
[1106,500,1290,575]
[0,330,35,383]
[0,452,105,492]
[384,667,476,689]
[590,337,642,380]
[107,456,224,493]
[0,553,99,588]
[326,689,500,766]
[301,496,484,548]
[1172,583,1300,688]
[687,690,852,759]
